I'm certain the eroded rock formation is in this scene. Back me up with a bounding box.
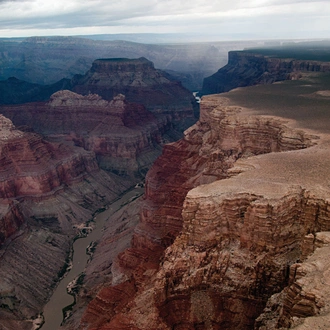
[202,51,330,95]
[0,115,132,329]
[0,91,171,178]
[71,57,198,123]
[75,84,330,329]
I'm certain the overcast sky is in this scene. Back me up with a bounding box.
[0,0,329,40]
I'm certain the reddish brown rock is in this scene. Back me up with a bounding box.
[0,91,170,177]
[78,91,319,329]
[71,57,197,122]
[0,114,134,329]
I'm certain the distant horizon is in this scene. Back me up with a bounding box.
[1,32,330,45]
[1,0,329,41]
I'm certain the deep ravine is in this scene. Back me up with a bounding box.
[40,187,144,330]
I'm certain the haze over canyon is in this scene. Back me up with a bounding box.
[0,36,330,330]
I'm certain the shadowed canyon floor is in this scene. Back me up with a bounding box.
[61,72,330,330]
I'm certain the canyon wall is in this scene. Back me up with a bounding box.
[74,90,330,329]
[0,58,197,328]
[1,57,199,175]
[71,57,198,124]
[0,114,133,329]
[0,91,170,178]
[202,51,330,95]
[0,36,260,90]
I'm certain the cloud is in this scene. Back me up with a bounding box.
[0,0,329,39]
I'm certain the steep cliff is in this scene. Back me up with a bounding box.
[0,91,170,178]
[76,70,330,329]
[202,50,330,95]
[0,115,133,329]
[71,57,198,124]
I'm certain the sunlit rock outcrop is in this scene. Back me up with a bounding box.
[78,90,328,329]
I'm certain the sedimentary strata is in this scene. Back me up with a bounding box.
[71,57,198,123]
[0,115,132,329]
[76,83,330,329]
[0,91,170,178]
[202,50,330,95]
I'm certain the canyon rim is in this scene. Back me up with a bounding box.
[1,44,330,329]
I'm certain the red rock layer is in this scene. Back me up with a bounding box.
[0,91,169,177]
[80,96,315,329]
[71,57,197,121]
[0,112,136,328]
[0,114,97,243]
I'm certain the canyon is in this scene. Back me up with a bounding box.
[0,36,262,92]
[202,49,330,95]
[62,70,330,329]
[1,44,330,330]
[0,57,197,178]
[0,57,196,329]
[0,112,134,329]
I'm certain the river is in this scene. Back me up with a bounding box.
[40,187,144,330]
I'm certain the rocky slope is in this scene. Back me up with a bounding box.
[71,57,198,124]
[0,58,199,328]
[72,71,330,329]
[0,91,171,178]
[202,50,330,95]
[0,115,132,329]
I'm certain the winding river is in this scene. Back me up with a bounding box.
[40,187,144,330]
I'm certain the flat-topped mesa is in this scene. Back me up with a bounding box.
[0,91,167,178]
[202,50,330,95]
[91,57,155,74]
[71,57,197,123]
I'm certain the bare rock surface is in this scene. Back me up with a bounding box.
[0,116,132,329]
[0,91,169,178]
[202,50,330,95]
[71,57,198,123]
[76,72,330,329]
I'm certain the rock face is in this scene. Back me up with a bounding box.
[0,58,198,327]
[255,232,330,329]
[77,87,330,329]
[202,51,330,95]
[0,114,133,329]
[0,91,170,178]
[71,57,198,123]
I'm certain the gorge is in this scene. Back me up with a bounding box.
[64,67,330,328]
[1,45,330,329]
